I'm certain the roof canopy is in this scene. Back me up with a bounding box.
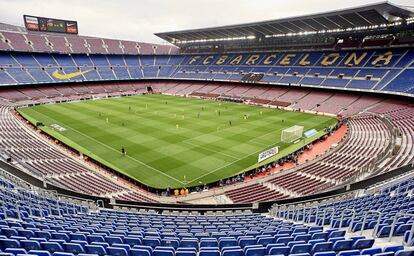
[156,2,414,44]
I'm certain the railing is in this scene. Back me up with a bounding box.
[389,212,414,243]
[361,210,383,236]
[339,208,356,231]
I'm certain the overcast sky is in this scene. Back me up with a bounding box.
[1,0,413,44]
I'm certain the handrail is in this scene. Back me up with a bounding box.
[318,207,335,227]
[338,208,356,231]
[360,210,382,236]
[389,212,414,242]
[304,206,319,224]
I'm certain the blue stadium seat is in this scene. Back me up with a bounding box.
[130,249,151,256]
[176,251,196,256]
[383,245,405,254]
[222,249,243,256]
[268,246,290,256]
[332,240,354,251]
[313,252,336,256]
[361,248,383,256]
[291,244,312,254]
[180,238,198,249]
[328,231,345,239]
[69,234,87,242]
[337,250,360,256]
[238,238,256,248]
[200,239,218,248]
[107,236,124,245]
[4,248,27,255]
[372,253,394,256]
[85,245,106,256]
[21,240,41,251]
[1,229,18,238]
[125,237,142,247]
[41,242,63,253]
[0,239,20,249]
[87,236,105,243]
[199,250,220,256]
[244,247,265,256]
[256,236,273,246]
[312,242,333,253]
[63,243,84,254]
[27,250,52,256]
[91,242,110,249]
[52,253,75,256]
[265,243,284,254]
[276,236,294,245]
[142,238,160,247]
[219,238,238,248]
[107,247,129,256]
[153,249,174,256]
[51,234,70,242]
[352,239,375,250]
[395,249,414,256]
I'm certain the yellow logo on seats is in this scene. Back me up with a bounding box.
[52,69,92,80]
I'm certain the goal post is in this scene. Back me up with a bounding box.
[281,125,304,143]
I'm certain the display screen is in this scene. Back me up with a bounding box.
[24,15,78,34]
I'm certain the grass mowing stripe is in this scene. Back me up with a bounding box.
[18,94,338,189]
[28,107,186,185]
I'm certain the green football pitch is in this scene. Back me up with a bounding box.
[18,94,337,189]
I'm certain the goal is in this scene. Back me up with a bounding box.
[281,125,304,143]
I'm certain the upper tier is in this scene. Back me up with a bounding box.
[0,30,178,55]
[0,48,413,96]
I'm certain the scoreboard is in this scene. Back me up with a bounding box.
[24,15,78,34]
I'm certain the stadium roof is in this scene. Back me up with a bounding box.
[156,2,414,44]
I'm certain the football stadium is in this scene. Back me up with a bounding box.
[0,0,414,255]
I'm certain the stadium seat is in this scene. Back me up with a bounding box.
[0,239,20,249]
[63,243,84,254]
[28,250,52,256]
[219,239,238,248]
[332,240,353,251]
[21,240,41,251]
[383,245,405,254]
[199,250,220,256]
[337,250,360,256]
[361,248,383,256]
[312,242,333,253]
[244,246,265,256]
[395,249,414,256]
[314,252,336,256]
[41,242,63,253]
[222,249,243,256]
[268,246,290,256]
[85,245,106,256]
[200,239,218,248]
[238,238,256,248]
[107,247,129,256]
[4,248,27,255]
[352,239,375,250]
[291,244,312,254]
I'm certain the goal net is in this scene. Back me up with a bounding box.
[281,125,304,143]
